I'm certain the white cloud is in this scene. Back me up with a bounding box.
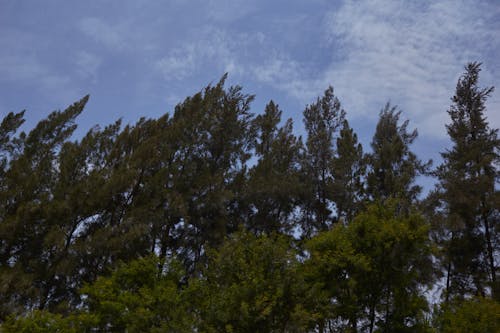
[199,0,489,141]
[155,27,253,81]
[319,0,500,138]
[156,45,197,80]
[252,53,319,103]
[74,51,102,81]
[78,17,127,50]
[245,0,499,140]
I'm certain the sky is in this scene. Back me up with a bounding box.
[1,0,499,184]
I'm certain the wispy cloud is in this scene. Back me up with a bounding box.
[252,0,500,138]
[320,0,500,137]
[78,17,127,50]
[252,53,319,103]
[2,0,498,143]
[74,51,102,82]
[0,53,79,103]
[156,44,201,80]
[155,27,257,81]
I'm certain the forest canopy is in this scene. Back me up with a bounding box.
[0,63,498,332]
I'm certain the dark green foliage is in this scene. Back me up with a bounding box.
[196,231,308,332]
[435,62,499,300]
[246,101,303,235]
[302,86,346,234]
[2,256,191,333]
[3,236,306,333]
[367,103,429,208]
[331,119,366,224]
[433,297,500,333]
[0,75,258,317]
[0,110,25,174]
[305,201,433,332]
[1,310,97,333]
[167,74,255,272]
[0,65,499,332]
[80,255,194,332]
[0,96,89,315]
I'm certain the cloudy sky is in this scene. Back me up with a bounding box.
[1,0,499,176]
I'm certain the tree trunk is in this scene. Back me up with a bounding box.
[368,303,376,333]
[482,210,497,299]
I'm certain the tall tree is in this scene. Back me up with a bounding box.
[246,101,303,235]
[331,119,366,224]
[367,103,429,208]
[302,86,345,234]
[305,201,433,332]
[168,75,255,273]
[0,96,89,315]
[436,62,499,300]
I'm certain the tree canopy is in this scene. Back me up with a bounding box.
[0,63,498,332]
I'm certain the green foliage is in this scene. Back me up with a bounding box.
[0,75,259,318]
[1,310,97,333]
[2,256,192,333]
[331,119,366,224]
[367,103,429,207]
[246,101,303,235]
[435,62,499,300]
[0,110,25,173]
[80,255,194,333]
[302,86,346,234]
[0,65,498,332]
[434,297,500,333]
[168,75,256,272]
[0,96,90,315]
[305,201,433,332]
[196,231,308,333]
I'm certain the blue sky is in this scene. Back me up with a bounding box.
[1,0,499,174]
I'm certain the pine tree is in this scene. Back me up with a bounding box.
[0,96,89,315]
[246,101,302,235]
[168,75,255,273]
[331,119,366,224]
[305,202,433,332]
[367,103,429,209]
[302,86,345,234]
[436,62,499,300]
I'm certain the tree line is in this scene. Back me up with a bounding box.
[0,63,498,332]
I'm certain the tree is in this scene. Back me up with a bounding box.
[196,231,308,332]
[0,110,25,177]
[246,101,303,235]
[367,103,429,209]
[2,256,194,333]
[435,62,499,300]
[305,202,433,332]
[167,75,255,273]
[331,119,366,224]
[434,296,500,333]
[80,255,194,333]
[0,96,89,316]
[1,310,96,333]
[302,86,345,234]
